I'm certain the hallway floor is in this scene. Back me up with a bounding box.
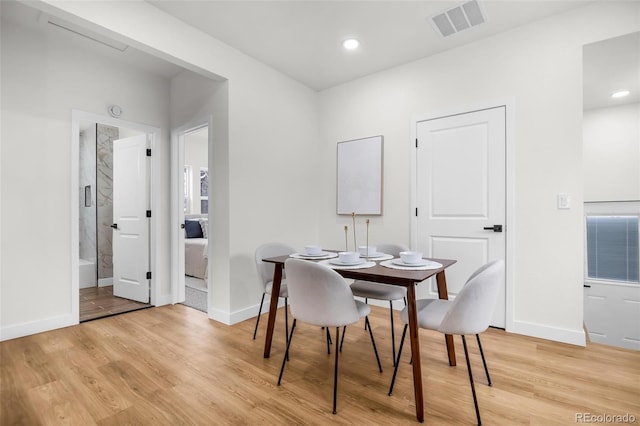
[79,285,152,322]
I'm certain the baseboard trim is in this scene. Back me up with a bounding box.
[208,299,285,325]
[0,313,77,342]
[509,319,586,347]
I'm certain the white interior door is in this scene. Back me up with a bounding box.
[416,107,506,327]
[113,134,150,303]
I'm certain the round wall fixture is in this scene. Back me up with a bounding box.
[108,105,123,118]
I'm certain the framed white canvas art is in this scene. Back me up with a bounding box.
[336,135,383,215]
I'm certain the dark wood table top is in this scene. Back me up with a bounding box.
[262,254,456,287]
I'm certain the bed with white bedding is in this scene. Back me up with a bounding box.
[185,215,208,280]
[185,237,208,279]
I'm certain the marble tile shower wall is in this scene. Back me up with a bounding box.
[97,124,118,280]
[79,123,119,281]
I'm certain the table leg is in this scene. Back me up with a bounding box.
[436,270,456,366]
[406,284,424,422]
[263,264,283,358]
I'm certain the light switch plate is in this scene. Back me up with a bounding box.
[557,193,571,209]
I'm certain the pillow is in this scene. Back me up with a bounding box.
[185,219,203,238]
[199,218,209,239]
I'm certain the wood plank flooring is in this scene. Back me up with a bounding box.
[79,286,152,322]
[1,304,638,425]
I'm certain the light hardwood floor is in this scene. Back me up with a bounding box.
[1,304,638,425]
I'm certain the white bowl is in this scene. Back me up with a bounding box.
[358,245,377,256]
[304,245,323,255]
[399,251,422,264]
[338,251,360,264]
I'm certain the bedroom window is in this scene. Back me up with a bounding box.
[184,165,192,214]
[586,215,639,283]
[200,168,209,214]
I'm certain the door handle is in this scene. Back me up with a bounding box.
[111,223,118,229]
[483,224,503,232]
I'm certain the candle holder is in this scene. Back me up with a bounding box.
[344,225,348,251]
[352,212,357,252]
[365,219,370,257]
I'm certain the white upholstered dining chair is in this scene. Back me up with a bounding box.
[253,243,295,342]
[388,259,504,425]
[349,243,409,365]
[278,258,382,414]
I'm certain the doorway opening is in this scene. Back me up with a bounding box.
[180,125,210,313]
[582,31,640,350]
[78,121,152,321]
[72,110,160,323]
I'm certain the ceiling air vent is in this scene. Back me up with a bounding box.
[430,0,486,37]
[42,13,129,52]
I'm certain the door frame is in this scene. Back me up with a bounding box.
[71,109,160,323]
[410,98,516,332]
[170,118,212,307]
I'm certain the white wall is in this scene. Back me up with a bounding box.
[317,1,639,345]
[0,7,172,338]
[584,103,640,201]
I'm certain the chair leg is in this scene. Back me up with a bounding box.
[476,334,491,386]
[333,326,340,414]
[388,323,408,396]
[278,319,297,386]
[252,292,266,339]
[364,298,369,330]
[365,316,383,373]
[339,326,346,352]
[326,326,332,354]
[389,300,396,366]
[284,298,289,361]
[462,335,482,426]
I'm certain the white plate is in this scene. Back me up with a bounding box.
[300,251,332,257]
[391,258,429,267]
[329,259,365,266]
[360,252,385,259]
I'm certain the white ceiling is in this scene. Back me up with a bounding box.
[149,0,596,91]
[4,1,637,111]
[583,31,640,110]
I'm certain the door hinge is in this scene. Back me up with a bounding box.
[415,138,418,148]
[146,271,152,280]
[146,149,151,157]
[415,208,418,216]
[146,210,152,218]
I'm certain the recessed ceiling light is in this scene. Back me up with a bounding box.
[611,90,630,98]
[343,39,360,50]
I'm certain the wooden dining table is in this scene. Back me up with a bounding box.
[261,252,457,422]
